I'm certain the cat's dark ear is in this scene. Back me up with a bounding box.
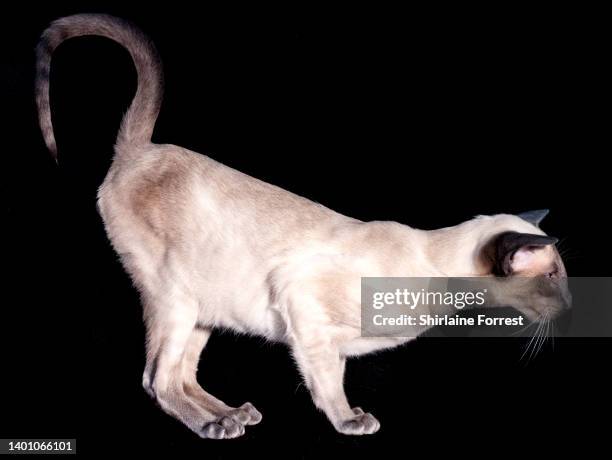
[517,209,549,227]
[490,231,558,276]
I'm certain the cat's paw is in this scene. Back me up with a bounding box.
[198,403,262,439]
[200,416,246,439]
[228,402,262,426]
[337,409,380,435]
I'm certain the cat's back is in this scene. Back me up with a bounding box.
[98,143,349,246]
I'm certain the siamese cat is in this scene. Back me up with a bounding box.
[36,14,570,439]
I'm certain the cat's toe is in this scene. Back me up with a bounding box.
[219,416,245,438]
[200,416,245,439]
[200,421,227,439]
[228,402,262,426]
[241,402,263,425]
[338,412,380,435]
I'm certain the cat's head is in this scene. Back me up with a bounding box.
[482,209,571,322]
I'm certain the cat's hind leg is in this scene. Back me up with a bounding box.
[180,326,263,426]
[141,294,245,439]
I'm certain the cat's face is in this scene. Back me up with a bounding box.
[496,255,571,323]
[486,210,571,322]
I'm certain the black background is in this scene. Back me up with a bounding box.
[2,3,609,458]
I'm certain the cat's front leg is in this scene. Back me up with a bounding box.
[290,339,380,435]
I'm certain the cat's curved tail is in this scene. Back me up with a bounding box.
[35,14,164,161]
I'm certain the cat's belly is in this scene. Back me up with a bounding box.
[202,305,288,342]
[191,270,289,342]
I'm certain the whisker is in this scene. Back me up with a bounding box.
[526,320,543,362]
[512,317,538,336]
[520,318,546,362]
[525,321,544,361]
[550,318,555,352]
[531,314,550,361]
[538,316,551,356]
[520,324,539,360]
[527,313,550,363]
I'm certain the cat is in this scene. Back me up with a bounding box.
[36,14,570,439]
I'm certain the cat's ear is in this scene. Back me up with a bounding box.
[517,209,549,227]
[492,231,558,275]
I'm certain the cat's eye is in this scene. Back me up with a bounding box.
[547,269,559,278]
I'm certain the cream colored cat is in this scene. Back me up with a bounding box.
[36,14,569,439]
